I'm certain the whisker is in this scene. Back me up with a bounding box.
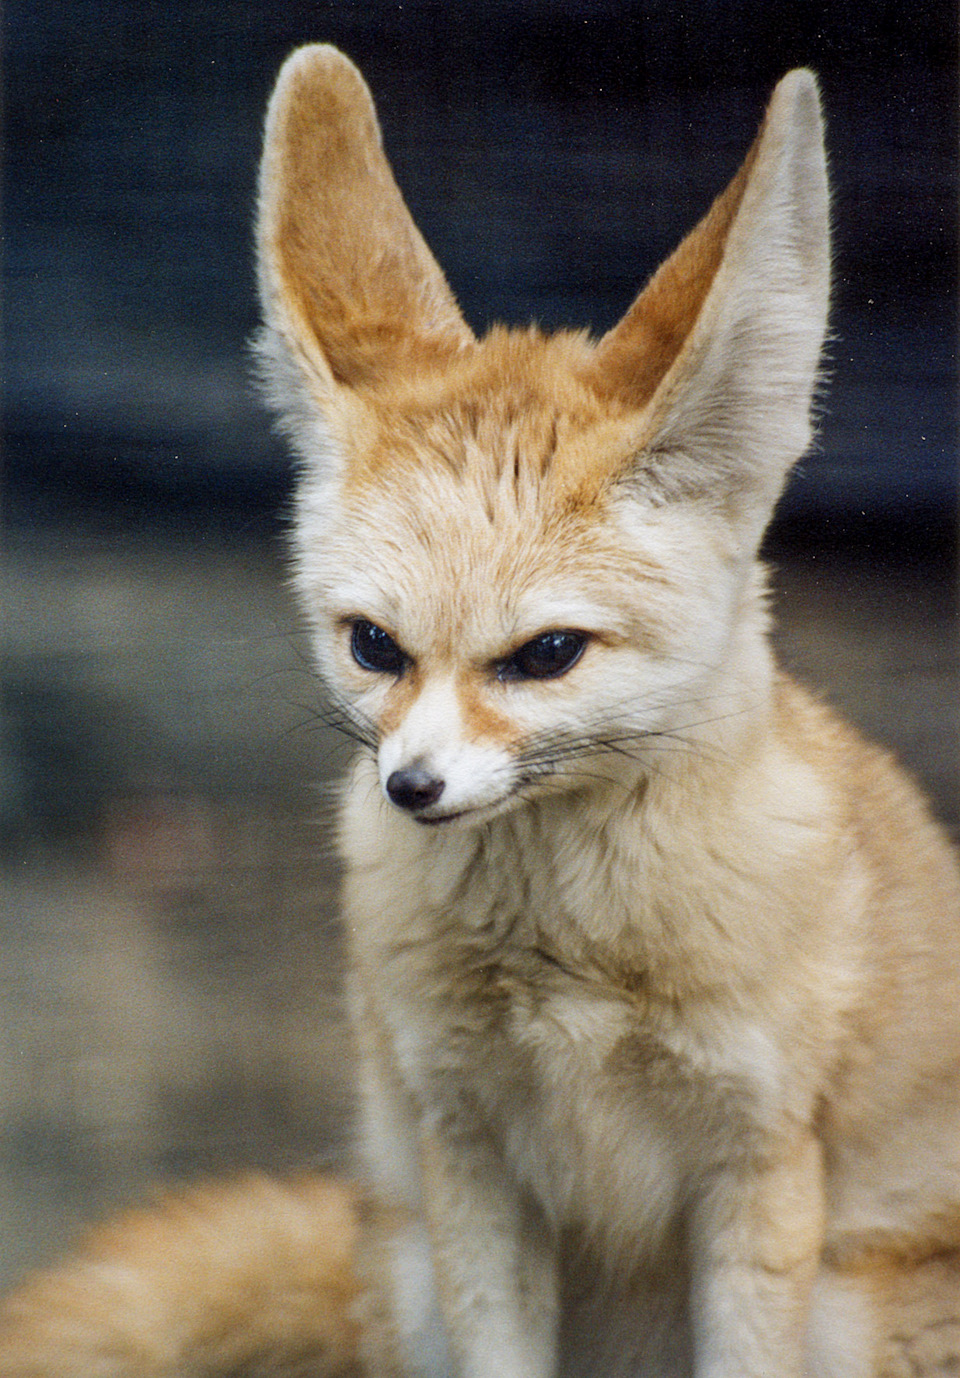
[517,690,763,784]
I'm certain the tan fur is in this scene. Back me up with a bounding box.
[2,44,958,1378]
[0,1174,363,1376]
[586,128,761,411]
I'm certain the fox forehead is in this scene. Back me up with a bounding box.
[297,459,718,676]
[333,325,650,507]
[324,490,654,647]
[292,331,740,663]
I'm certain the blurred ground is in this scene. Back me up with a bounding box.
[1,511,956,1291]
[1,518,356,1289]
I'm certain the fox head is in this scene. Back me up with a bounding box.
[255,47,829,828]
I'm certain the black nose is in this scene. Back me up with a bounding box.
[385,765,445,812]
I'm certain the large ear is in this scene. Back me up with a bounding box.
[587,70,829,541]
[255,45,474,441]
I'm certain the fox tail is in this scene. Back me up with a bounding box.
[0,1173,363,1378]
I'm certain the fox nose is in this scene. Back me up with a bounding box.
[385,764,445,812]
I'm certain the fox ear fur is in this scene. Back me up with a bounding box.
[256,50,828,535]
[591,69,830,534]
[255,44,474,458]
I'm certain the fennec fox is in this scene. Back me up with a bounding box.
[2,45,958,1378]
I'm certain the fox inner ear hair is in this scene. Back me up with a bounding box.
[255,45,474,424]
[594,68,829,541]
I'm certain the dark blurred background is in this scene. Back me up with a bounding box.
[6,0,957,525]
[2,0,957,1288]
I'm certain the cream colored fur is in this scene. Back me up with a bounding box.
[2,44,958,1378]
[0,1174,363,1376]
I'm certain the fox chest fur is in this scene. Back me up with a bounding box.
[341,739,850,1258]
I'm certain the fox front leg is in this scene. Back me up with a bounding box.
[688,1133,826,1377]
[419,1129,559,1378]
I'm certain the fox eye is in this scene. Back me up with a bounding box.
[350,619,408,676]
[498,630,587,682]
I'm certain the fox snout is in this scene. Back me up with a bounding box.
[374,678,519,825]
[379,739,510,825]
[385,761,445,814]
